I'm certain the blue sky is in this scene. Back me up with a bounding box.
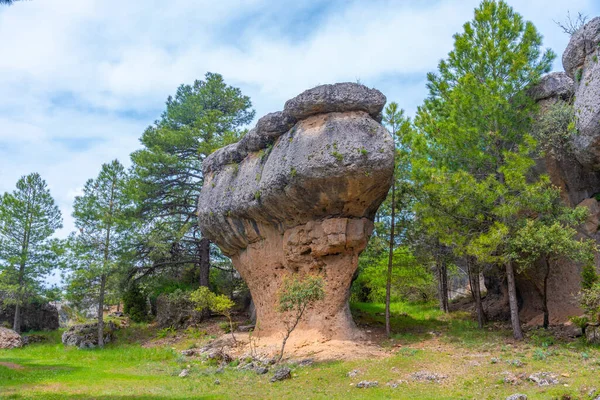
[1,0,599,238]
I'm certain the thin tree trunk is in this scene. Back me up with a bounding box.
[468,258,484,328]
[542,258,550,329]
[385,179,396,338]
[199,238,210,288]
[505,261,523,340]
[438,259,449,313]
[12,303,21,333]
[98,274,106,347]
[473,268,484,328]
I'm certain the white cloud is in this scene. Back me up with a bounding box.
[0,0,598,243]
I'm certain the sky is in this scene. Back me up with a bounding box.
[1,0,600,239]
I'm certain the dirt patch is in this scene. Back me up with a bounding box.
[0,361,24,370]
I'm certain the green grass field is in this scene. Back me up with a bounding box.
[1,302,599,399]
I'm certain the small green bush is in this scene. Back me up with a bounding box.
[123,284,150,323]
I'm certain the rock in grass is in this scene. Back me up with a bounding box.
[356,380,378,388]
[506,394,527,400]
[179,369,189,378]
[528,372,559,386]
[0,327,22,349]
[270,367,291,382]
[255,366,269,375]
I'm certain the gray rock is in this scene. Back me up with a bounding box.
[0,327,22,349]
[528,372,559,386]
[284,82,386,120]
[255,366,269,375]
[562,17,600,78]
[356,380,378,388]
[560,17,600,168]
[410,370,447,383]
[297,358,313,367]
[270,367,292,382]
[179,369,189,378]
[347,369,360,377]
[21,334,46,346]
[506,394,527,400]
[237,324,255,332]
[61,322,116,348]
[528,72,574,102]
[586,324,600,344]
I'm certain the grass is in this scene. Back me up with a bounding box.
[1,303,600,399]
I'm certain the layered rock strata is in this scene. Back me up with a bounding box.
[198,83,394,339]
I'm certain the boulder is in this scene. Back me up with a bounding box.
[155,293,203,329]
[527,72,574,103]
[283,82,386,120]
[198,83,394,339]
[61,322,116,349]
[0,327,22,349]
[586,324,600,344]
[562,17,600,168]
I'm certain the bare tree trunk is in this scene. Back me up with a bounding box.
[437,259,449,313]
[468,258,484,328]
[199,238,211,288]
[542,258,550,329]
[385,179,396,338]
[98,274,106,347]
[505,261,523,340]
[12,302,21,333]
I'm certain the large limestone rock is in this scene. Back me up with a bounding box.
[198,83,394,339]
[563,17,600,169]
[0,327,22,349]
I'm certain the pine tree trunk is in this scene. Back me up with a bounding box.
[473,269,484,328]
[385,179,396,338]
[199,238,211,288]
[505,261,523,340]
[98,274,106,347]
[438,259,449,313]
[542,258,550,329]
[12,303,21,333]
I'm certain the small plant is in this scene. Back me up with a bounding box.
[594,55,598,63]
[231,163,239,174]
[255,173,261,182]
[331,151,344,162]
[211,182,215,188]
[532,348,547,361]
[290,167,297,178]
[582,265,598,289]
[190,287,237,346]
[276,275,325,362]
[358,147,368,156]
[576,68,583,82]
[157,327,176,339]
[254,190,261,201]
[332,142,338,150]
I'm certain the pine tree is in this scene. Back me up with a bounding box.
[129,72,254,286]
[0,173,62,332]
[413,0,555,339]
[67,160,131,347]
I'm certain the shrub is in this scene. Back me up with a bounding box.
[582,265,598,290]
[276,275,325,362]
[123,284,150,323]
[190,287,237,345]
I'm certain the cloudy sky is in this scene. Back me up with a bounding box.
[1,0,599,237]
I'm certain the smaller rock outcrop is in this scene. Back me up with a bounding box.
[61,322,116,349]
[0,327,22,349]
[0,301,59,332]
[155,293,203,328]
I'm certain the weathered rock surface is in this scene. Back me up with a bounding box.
[562,17,600,168]
[527,72,573,103]
[61,322,116,349]
[0,327,22,349]
[155,293,203,328]
[0,301,59,332]
[198,83,394,339]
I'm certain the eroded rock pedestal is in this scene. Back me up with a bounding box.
[198,83,394,339]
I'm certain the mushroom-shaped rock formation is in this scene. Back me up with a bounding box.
[563,17,600,168]
[198,83,394,339]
